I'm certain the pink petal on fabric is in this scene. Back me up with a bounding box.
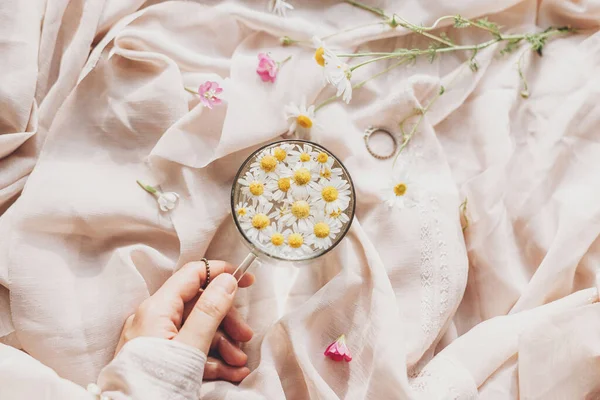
[256,53,278,83]
[324,334,352,362]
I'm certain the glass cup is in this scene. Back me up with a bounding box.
[230,139,355,279]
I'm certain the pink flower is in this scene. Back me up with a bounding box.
[256,53,278,83]
[197,81,223,109]
[324,334,352,362]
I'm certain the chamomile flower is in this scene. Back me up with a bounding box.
[323,52,352,104]
[309,177,351,214]
[287,143,317,170]
[313,149,335,173]
[283,226,312,258]
[238,170,273,206]
[279,199,315,231]
[269,0,293,17]
[312,36,334,68]
[271,143,295,164]
[240,202,274,242]
[250,149,287,179]
[328,208,350,225]
[263,222,287,257]
[305,214,341,250]
[235,201,251,222]
[281,162,320,199]
[285,98,318,137]
[319,166,343,181]
[383,168,417,209]
[266,174,292,202]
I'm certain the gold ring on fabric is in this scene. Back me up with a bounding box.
[201,258,210,289]
[363,126,397,160]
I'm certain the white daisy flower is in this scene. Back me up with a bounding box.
[284,98,318,138]
[266,174,293,202]
[313,149,335,174]
[308,177,352,214]
[279,199,315,232]
[250,148,288,179]
[238,170,273,206]
[263,222,287,257]
[280,162,320,200]
[319,166,343,181]
[269,0,293,17]
[287,143,317,171]
[383,168,417,209]
[240,202,274,242]
[323,51,353,104]
[328,208,350,225]
[270,143,295,164]
[283,226,312,258]
[305,214,341,250]
[235,201,251,222]
[312,36,334,69]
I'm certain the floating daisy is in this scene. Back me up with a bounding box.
[269,0,293,17]
[319,166,343,181]
[263,222,287,257]
[383,168,417,209]
[314,150,335,173]
[281,162,320,200]
[284,98,318,138]
[266,175,292,202]
[329,208,350,225]
[305,214,341,250]
[309,178,351,214]
[323,52,352,104]
[238,170,273,206]
[271,143,295,164]
[240,202,274,242]
[235,201,252,222]
[283,226,312,258]
[250,149,288,179]
[280,199,315,232]
[287,143,317,170]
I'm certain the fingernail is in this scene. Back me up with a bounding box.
[214,273,237,294]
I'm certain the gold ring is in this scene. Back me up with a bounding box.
[364,126,397,160]
[201,258,210,289]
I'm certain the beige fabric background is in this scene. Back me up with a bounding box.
[0,0,599,398]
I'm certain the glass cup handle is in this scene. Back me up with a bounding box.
[233,253,257,282]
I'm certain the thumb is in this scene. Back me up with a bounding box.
[174,273,238,354]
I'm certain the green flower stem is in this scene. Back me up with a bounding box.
[517,51,529,98]
[413,15,456,31]
[279,55,293,65]
[314,57,412,113]
[184,87,197,95]
[340,29,567,63]
[343,0,388,18]
[137,180,157,194]
[395,16,454,47]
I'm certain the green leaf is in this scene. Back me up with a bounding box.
[525,33,547,56]
[500,38,523,55]
[439,86,446,95]
[453,15,470,28]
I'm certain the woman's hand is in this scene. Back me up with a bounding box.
[115,260,255,382]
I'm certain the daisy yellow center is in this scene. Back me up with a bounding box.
[315,47,325,67]
[321,186,338,202]
[271,233,284,246]
[291,201,310,219]
[297,115,313,129]
[260,155,277,172]
[237,208,247,216]
[288,233,304,248]
[330,209,342,218]
[314,222,330,238]
[300,153,311,162]
[321,169,332,179]
[293,168,311,185]
[251,214,269,230]
[278,177,291,192]
[394,183,407,196]
[317,152,329,163]
[249,181,264,196]
[274,147,287,162]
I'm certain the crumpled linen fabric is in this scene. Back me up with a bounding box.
[0,0,599,399]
